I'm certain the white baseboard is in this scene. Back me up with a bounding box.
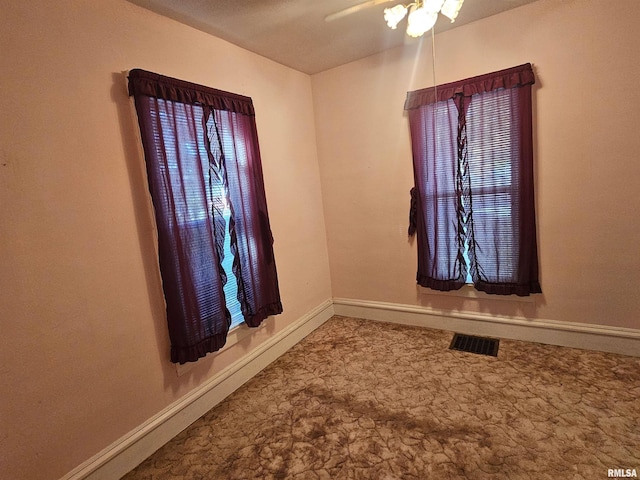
[333,298,640,357]
[61,299,334,480]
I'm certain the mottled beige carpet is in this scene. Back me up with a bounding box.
[122,316,640,479]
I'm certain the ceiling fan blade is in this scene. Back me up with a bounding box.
[324,0,395,22]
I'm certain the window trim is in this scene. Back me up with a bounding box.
[418,284,536,304]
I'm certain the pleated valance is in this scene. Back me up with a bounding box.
[128,68,255,116]
[404,63,535,109]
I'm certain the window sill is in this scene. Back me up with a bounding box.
[175,321,265,376]
[418,284,536,304]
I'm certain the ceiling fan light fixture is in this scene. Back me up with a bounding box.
[441,0,465,22]
[406,4,438,37]
[384,4,408,29]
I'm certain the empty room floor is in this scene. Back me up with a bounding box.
[122,316,640,479]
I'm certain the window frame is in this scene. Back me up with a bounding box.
[129,69,283,364]
[405,63,541,297]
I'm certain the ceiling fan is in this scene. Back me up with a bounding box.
[325,0,394,22]
[325,0,465,37]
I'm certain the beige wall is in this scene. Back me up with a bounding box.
[313,0,640,330]
[0,1,331,479]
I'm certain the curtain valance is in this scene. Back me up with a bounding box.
[404,63,535,109]
[128,69,255,116]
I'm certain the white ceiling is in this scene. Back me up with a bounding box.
[128,0,540,74]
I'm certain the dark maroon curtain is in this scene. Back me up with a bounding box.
[129,69,282,363]
[405,63,541,296]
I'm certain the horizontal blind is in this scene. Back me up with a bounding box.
[466,88,520,283]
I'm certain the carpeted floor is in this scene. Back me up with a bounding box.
[122,316,640,479]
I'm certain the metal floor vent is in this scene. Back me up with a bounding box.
[449,333,499,357]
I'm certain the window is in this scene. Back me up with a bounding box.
[220,204,243,330]
[406,63,541,296]
[129,69,282,363]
